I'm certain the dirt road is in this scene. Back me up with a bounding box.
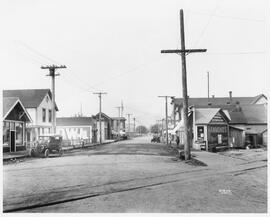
[3,136,267,213]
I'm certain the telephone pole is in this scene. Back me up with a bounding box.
[133,117,136,133]
[115,106,121,133]
[93,92,107,144]
[207,71,210,102]
[161,9,207,160]
[127,113,132,135]
[41,64,66,134]
[158,96,175,146]
[121,100,124,117]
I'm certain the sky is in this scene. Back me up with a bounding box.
[0,0,268,127]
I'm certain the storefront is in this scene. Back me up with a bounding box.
[3,97,31,152]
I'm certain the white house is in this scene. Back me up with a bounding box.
[3,89,58,143]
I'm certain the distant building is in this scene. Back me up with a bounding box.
[171,93,267,151]
[56,116,96,146]
[3,97,32,152]
[3,89,58,143]
[93,112,112,141]
[111,117,126,138]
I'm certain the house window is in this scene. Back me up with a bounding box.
[48,109,52,123]
[218,134,222,144]
[3,122,10,147]
[15,122,23,146]
[42,108,46,122]
[197,126,204,140]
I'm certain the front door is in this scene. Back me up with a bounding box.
[10,131,15,152]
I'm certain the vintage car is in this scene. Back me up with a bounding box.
[30,134,63,158]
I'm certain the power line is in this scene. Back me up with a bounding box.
[186,9,265,22]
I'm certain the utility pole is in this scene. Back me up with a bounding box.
[93,92,107,144]
[161,9,207,160]
[115,106,121,133]
[158,96,175,146]
[127,113,132,135]
[133,117,136,133]
[41,64,66,134]
[207,71,210,103]
[121,100,124,117]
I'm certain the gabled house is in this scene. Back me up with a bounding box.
[171,93,267,151]
[111,117,126,138]
[3,89,58,143]
[56,116,96,146]
[3,97,32,152]
[93,112,112,142]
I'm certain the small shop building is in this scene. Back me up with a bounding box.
[56,116,96,146]
[3,97,32,152]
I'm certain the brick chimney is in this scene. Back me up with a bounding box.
[229,91,232,104]
[212,95,215,98]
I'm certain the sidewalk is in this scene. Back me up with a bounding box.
[3,140,116,161]
[3,150,29,161]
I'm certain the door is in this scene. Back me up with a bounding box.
[10,131,15,152]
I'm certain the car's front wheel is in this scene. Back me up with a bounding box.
[44,149,49,158]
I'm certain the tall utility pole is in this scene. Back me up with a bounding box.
[115,106,121,132]
[207,71,210,103]
[127,113,132,134]
[41,64,66,134]
[93,92,107,144]
[121,100,124,117]
[158,96,175,146]
[133,117,136,133]
[161,9,207,160]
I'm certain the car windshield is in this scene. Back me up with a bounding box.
[38,136,50,142]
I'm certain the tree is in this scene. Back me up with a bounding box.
[150,124,159,134]
[136,125,148,134]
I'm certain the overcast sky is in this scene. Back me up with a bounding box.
[0,0,268,127]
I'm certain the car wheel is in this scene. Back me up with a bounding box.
[44,149,49,158]
[59,149,63,157]
[30,149,35,157]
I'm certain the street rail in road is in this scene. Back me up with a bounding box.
[4,163,266,213]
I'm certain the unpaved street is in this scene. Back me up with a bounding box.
[3,136,267,213]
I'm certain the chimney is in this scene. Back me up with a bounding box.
[229,91,232,104]
[212,95,215,98]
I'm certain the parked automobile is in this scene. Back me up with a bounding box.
[151,135,160,143]
[30,134,63,158]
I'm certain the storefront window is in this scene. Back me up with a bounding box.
[3,122,10,147]
[15,122,23,146]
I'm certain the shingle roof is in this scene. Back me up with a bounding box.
[241,105,267,124]
[195,108,221,124]
[111,117,126,121]
[56,117,94,126]
[3,89,59,111]
[172,95,266,107]
[193,104,267,124]
[3,97,19,117]
[3,97,32,122]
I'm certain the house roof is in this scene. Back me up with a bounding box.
[111,117,126,121]
[56,117,94,126]
[93,112,112,120]
[192,104,267,124]
[3,97,32,122]
[3,89,59,111]
[3,97,19,117]
[195,108,229,124]
[240,105,267,124]
[172,94,266,107]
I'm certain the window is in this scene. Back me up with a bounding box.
[42,108,46,122]
[3,122,10,147]
[197,126,204,140]
[15,122,23,146]
[48,109,52,123]
[218,134,222,144]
